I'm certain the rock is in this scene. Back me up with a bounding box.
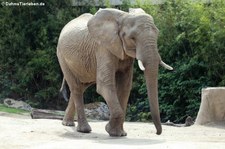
[84,102,110,120]
[195,87,225,125]
[3,98,33,111]
[185,116,194,126]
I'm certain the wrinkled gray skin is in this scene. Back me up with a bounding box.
[57,8,173,137]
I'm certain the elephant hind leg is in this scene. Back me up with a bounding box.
[64,78,91,133]
[58,58,76,126]
[63,77,91,133]
[58,56,91,132]
[72,91,92,133]
[62,98,75,126]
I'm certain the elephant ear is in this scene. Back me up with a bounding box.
[87,9,125,60]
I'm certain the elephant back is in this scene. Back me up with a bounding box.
[58,13,93,41]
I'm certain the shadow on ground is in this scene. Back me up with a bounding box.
[60,127,165,146]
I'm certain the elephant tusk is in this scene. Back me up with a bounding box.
[160,60,173,70]
[138,60,145,71]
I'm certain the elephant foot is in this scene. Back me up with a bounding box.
[62,120,75,126]
[77,122,92,133]
[105,122,127,137]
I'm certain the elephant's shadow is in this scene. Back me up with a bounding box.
[60,126,165,146]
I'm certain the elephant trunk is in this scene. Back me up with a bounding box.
[144,63,162,135]
[135,27,162,135]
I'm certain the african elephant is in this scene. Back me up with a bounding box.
[57,8,173,137]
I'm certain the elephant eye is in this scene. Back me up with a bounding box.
[129,31,136,40]
[130,37,135,41]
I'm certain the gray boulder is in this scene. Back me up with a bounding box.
[3,98,33,111]
[84,102,110,120]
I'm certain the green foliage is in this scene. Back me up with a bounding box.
[0,104,28,114]
[126,98,151,122]
[0,0,84,109]
[158,59,209,122]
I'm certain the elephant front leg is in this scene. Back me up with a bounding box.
[97,84,126,136]
[96,50,126,136]
[96,72,125,135]
[115,66,133,135]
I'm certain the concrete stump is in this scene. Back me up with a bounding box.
[195,87,225,125]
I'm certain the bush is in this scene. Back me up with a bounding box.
[0,0,79,108]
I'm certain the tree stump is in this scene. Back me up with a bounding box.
[195,87,225,125]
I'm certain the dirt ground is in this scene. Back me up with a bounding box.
[0,112,225,149]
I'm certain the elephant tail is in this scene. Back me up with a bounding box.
[60,78,69,102]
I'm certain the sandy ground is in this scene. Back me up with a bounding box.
[0,112,225,149]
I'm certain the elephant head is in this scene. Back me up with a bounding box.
[88,8,172,135]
